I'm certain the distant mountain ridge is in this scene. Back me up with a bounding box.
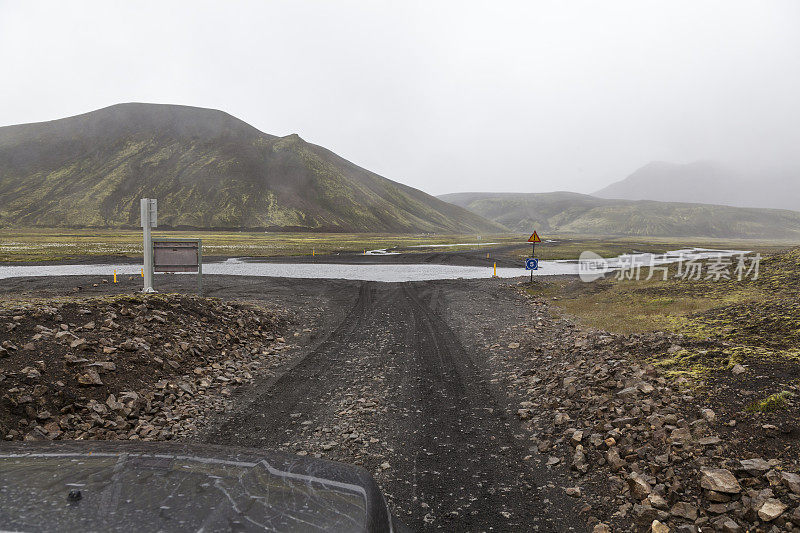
[439,191,800,240]
[0,103,505,233]
[594,161,800,211]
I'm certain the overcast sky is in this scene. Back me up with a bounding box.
[1,1,798,195]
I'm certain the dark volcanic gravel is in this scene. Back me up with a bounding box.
[2,270,799,532]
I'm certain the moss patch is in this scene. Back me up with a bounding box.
[746,391,794,412]
[534,247,800,384]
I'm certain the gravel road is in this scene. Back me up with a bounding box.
[4,245,800,531]
[198,277,583,532]
[0,257,587,532]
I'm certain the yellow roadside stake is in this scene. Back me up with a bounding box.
[312,249,315,257]
[113,270,117,283]
[141,268,144,277]
[493,262,497,277]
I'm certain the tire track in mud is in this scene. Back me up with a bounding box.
[202,280,582,532]
[201,282,374,446]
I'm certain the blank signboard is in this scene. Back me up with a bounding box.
[153,240,200,272]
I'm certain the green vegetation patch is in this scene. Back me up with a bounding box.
[746,391,795,413]
[687,298,800,350]
[533,247,800,386]
[649,349,719,381]
[0,228,521,262]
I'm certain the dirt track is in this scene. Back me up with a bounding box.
[1,269,583,532]
[0,242,579,532]
[200,279,580,531]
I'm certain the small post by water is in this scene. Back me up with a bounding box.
[531,241,534,283]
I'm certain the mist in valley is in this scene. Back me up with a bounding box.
[1,0,798,205]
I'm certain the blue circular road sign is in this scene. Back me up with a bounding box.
[525,258,539,270]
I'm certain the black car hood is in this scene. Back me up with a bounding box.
[0,441,398,532]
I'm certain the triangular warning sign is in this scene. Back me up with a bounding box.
[528,231,541,243]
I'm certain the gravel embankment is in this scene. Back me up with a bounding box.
[0,294,296,442]
[483,287,800,532]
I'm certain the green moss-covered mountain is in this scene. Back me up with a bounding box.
[0,103,505,233]
[439,191,800,239]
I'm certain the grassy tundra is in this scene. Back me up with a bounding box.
[0,229,524,262]
[0,229,795,263]
[534,246,800,410]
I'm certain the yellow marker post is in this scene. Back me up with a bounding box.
[493,262,497,277]
[113,270,117,283]
[312,249,315,257]
[487,252,490,259]
[141,268,144,277]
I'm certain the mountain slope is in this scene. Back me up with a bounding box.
[439,191,800,239]
[594,161,800,210]
[0,103,505,233]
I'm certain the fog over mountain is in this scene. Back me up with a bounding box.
[594,161,800,211]
[1,1,799,195]
[440,191,800,239]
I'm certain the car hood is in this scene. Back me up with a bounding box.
[0,441,397,532]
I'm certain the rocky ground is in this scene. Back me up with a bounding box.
[1,253,799,532]
[473,284,800,532]
[0,292,295,442]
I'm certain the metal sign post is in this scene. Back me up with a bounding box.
[140,198,157,293]
[526,231,541,282]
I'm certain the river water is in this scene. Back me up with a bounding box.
[0,248,748,283]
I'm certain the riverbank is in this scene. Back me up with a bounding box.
[1,229,791,265]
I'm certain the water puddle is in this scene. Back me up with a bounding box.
[363,249,399,256]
